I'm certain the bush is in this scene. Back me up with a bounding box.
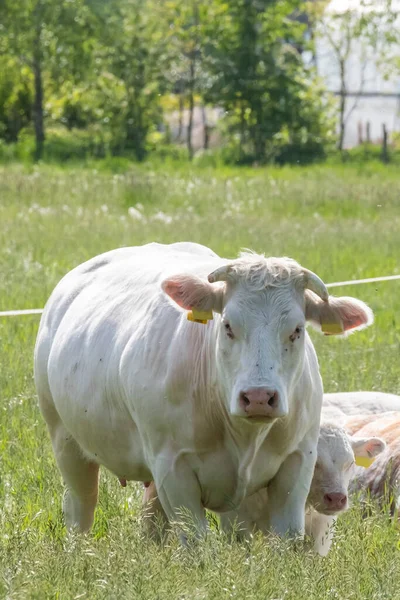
[43,127,112,161]
[0,126,115,164]
[327,143,400,166]
[0,138,17,162]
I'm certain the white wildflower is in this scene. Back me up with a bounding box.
[128,207,145,222]
[152,211,173,225]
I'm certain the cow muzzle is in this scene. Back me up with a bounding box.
[323,492,348,513]
[238,387,287,419]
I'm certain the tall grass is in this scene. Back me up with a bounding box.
[1,162,400,599]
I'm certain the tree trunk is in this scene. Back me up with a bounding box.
[177,86,184,142]
[338,97,346,152]
[253,105,265,162]
[201,104,209,150]
[126,102,147,162]
[134,105,146,162]
[32,20,45,161]
[239,102,246,161]
[338,60,346,153]
[187,2,199,161]
[187,56,195,160]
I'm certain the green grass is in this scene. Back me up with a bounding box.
[1,161,400,599]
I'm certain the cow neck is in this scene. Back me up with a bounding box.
[198,318,272,466]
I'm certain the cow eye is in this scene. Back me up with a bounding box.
[224,322,234,339]
[289,326,303,342]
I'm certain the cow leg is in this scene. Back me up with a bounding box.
[51,422,99,532]
[305,508,336,556]
[219,490,269,539]
[267,434,317,538]
[142,481,169,540]
[219,510,254,539]
[154,457,208,543]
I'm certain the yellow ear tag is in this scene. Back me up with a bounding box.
[187,309,213,325]
[321,322,344,335]
[355,456,375,468]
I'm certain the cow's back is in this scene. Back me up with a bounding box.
[322,392,400,424]
[345,412,400,514]
[34,242,224,474]
[37,241,221,362]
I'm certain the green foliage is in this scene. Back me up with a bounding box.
[202,0,336,164]
[0,0,398,164]
[97,0,170,161]
[0,57,32,142]
[327,143,400,167]
[0,0,96,78]
[1,164,400,597]
[0,127,110,163]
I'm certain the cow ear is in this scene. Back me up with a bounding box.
[305,291,373,336]
[350,436,386,458]
[162,274,224,314]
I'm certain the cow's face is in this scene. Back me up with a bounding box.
[216,283,306,421]
[162,253,373,425]
[308,425,385,515]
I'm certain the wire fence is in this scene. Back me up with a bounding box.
[1,273,400,318]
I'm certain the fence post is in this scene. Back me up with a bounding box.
[382,124,389,163]
[357,121,363,145]
[366,121,371,144]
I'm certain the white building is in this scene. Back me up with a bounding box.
[315,0,400,147]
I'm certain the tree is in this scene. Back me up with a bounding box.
[204,0,334,163]
[0,0,95,160]
[95,0,170,161]
[164,0,220,158]
[0,57,32,142]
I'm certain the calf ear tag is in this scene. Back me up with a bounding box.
[355,456,375,468]
[187,309,213,324]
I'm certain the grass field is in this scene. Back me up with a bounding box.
[1,161,400,599]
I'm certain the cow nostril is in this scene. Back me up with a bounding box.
[325,494,333,504]
[241,393,250,407]
[268,394,276,407]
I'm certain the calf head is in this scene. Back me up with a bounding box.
[308,423,386,515]
[162,253,373,424]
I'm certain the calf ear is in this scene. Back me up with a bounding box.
[350,436,386,458]
[305,291,373,336]
[162,274,224,314]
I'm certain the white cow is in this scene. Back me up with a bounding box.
[143,423,385,554]
[34,242,373,540]
[323,391,400,424]
[215,423,385,555]
[304,424,385,555]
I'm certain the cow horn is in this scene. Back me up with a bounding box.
[208,264,233,283]
[302,268,329,301]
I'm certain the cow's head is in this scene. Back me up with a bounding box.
[162,254,373,423]
[308,424,386,515]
